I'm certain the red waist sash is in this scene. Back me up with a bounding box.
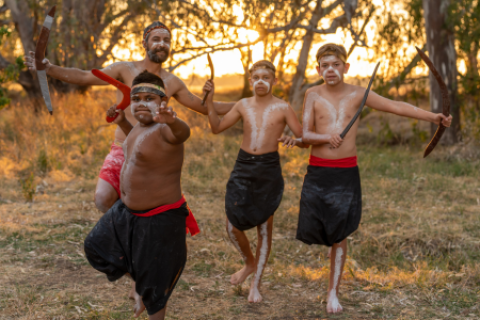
[309,155,357,168]
[129,195,200,236]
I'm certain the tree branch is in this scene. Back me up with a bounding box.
[0,4,8,14]
[98,14,133,64]
[297,14,348,34]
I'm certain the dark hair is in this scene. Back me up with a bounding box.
[316,43,348,64]
[132,70,166,89]
[143,21,171,42]
[249,60,276,75]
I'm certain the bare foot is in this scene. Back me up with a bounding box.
[327,247,332,259]
[248,285,263,303]
[326,290,343,314]
[129,287,145,317]
[230,265,255,285]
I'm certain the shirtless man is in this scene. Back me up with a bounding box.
[24,21,234,213]
[204,60,306,303]
[290,43,452,314]
[84,70,199,320]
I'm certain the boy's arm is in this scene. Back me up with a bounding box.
[155,103,191,144]
[25,51,122,86]
[283,105,308,148]
[205,81,242,134]
[108,106,133,135]
[366,91,452,126]
[301,90,343,148]
[173,79,236,115]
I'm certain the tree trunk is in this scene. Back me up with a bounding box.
[288,0,324,111]
[240,47,253,98]
[423,0,460,144]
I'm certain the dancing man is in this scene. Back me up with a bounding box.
[204,60,306,302]
[24,21,234,213]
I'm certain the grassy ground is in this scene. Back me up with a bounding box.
[1,92,480,319]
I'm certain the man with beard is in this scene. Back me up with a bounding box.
[24,21,234,213]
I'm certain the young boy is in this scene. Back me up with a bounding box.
[203,60,306,302]
[84,71,199,320]
[288,43,452,314]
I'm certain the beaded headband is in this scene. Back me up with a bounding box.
[143,25,171,40]
[131,83,166,97]
[318,51,347,63]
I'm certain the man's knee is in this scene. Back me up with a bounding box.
[94,188,118,213]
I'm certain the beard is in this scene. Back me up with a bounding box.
[147,44,169,64]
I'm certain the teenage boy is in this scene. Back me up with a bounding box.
[290,43,452,314]
[204,60,306,302]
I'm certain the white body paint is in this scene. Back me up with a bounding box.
[121,124,160,194]
[328,247,344,313]
[250,222,268,302]
[227,221,246,261]
[253,79,271,94]
[130,101,159,117]
[243,100,288,151]
[305,92,356,134]
[151,40,170,49]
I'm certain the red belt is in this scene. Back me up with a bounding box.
[309,155,357,168]
[129,195,200,236]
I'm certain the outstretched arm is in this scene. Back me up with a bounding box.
[24,51,123,86]
[366,91,452,126]
[154,102,191,144]
[173,79,236,115]
[301,90,343,148]
[205,81,242,134]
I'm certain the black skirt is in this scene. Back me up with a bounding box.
[84,199,188,315]
[225,149,284,231]
[296,165,362,246]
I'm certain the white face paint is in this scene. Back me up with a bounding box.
[130,100,159,118]
[320,55,343,84]
[328,247,344,313]
[151,40,170,49]
[253,79,271,94]
[148,29,171,49]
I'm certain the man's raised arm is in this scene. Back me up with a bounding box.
[174,79,236,116]
[24,51,122,86]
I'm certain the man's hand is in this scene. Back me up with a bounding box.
[329,134,343,149]
[434,114,453,127]
[278,136,297,148]
[154,101,177,124]
[24,51,51,72]
[107,104,126,124]
[204,80,214,103]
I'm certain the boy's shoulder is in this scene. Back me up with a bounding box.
[268,96,290,111]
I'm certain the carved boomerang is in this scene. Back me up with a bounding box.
[415,47,450,158]
[35,6,56,115]
[339,62,380,139]
[91,69,131,123]
[201,53,214,105]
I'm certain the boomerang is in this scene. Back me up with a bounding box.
[35,6,56,115]
[91,69,131,123]
[339,62,380,139]
[201,53,214,105]
[415,46,451,158]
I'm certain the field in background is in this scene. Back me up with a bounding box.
[1,91,480,319]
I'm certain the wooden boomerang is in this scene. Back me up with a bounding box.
[91,69,131,123]
[415,46,451,158]
[35,6,56,115]
[201,53,215,105]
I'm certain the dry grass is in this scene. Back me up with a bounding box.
[1,92,480,319]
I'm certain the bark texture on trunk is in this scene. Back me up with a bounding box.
[423,0,460,144]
